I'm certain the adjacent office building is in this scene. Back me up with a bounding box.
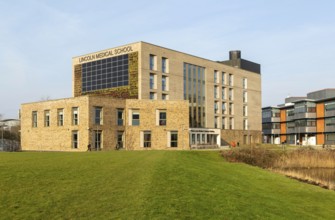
[262,89,335,146]
[21,42,262,151]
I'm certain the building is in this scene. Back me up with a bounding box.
[21,42,262,151]
[262,89,335,146]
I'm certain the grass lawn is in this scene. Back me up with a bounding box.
[1,150,335,219]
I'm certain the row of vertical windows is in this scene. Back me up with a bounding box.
[141,131,178,148]
[183,63,206,128]
[150,55,169,73]
[130,109,167,126]
[214,117,234,130]
[32,108,78,128]
[31,107,125,128]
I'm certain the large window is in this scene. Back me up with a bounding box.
[222,87,226,100]
[162,76,167,91]
[159,111,167,126]
[72,131,78,149]
[228,74,233,86]
[132,111,140,126]
[32,111,37,127]
[117,109,124,126]
[222,102,226,114]
[222,72,225,85]
[170,131,178,147]
[229,88,233,101]
[72,107,79,125]
[183,63,205,128]
[143,131,151,148]
[57,109,64,126]
[44,110,50,127]
[81,54,129,93]
[243,78,247,89]
[214,70,218,83]
[162,57,168,73]
[95,107,103,125]
[243,91,247,103]
[222,117,226,129]
[94,130,102,150]
[150,73,155,89]
[150,54,156,70]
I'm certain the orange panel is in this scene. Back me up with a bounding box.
[316,103,324,118]
[280,109,287,143]
[317,133,324,145]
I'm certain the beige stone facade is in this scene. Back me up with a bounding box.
[21,41,261,151]
[21,96,189,151]
[72,41,262,145]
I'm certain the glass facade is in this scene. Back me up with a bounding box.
[81,54,129,93]
[183,63,206,128]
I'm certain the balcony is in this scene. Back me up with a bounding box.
[262,117,280,123]
[325,125,335,132]
[294,112,316,120]
[295,126,316,133]
[325,110,335,117]
[263,128,280,135]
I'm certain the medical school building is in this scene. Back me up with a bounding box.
[262,89,335,146]
[21,42,262,151]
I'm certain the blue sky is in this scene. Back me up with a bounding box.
[1,0,335,119]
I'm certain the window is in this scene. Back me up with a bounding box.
[81,54,129,93]
[57,109,64,126]
[150,73,155,89]
[215,116,219,128]
[117,131,124,149]
[243,119,248,130]
[95,107,103,125]
[229,117,234,130]
[162,76,168,91]
[72,107,79,125]
[222,102,226,114]
[228,74,233,86]
[325,102,335,111]
[222,72,225,84]
[143,131,151,148]
[243,78,247,89]
[44,110,50,127]
[158,111,167,126]
[162,94,168,100]
[222,87,226,100]
[32,111,37,127]
[229,103,233,115]
[150,92,156,100]
[132,110,140,126]
[222,117,226,129]
[117,109,124,126]
[150,54,156,70]
[326,117,335,126]
[214,86,219,99]
[162,57,168,73]
[229,88,233,100]
[214,102,219,114]
[72,131,78,149]
[243,106,248,116]
[170,131,178,147]
[94,130,102,150]
[243,91,247,103]
[214,70,218,83]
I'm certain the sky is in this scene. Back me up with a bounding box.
[0,0,335,119]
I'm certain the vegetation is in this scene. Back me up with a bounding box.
[222,146,335,190]
[221,146,335,169]
[1,151,335,219]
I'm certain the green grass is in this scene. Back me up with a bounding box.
[1,151,335,219]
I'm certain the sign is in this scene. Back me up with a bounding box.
[78,46,133,63]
